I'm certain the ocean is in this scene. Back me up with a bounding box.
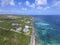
[32,15,60,45]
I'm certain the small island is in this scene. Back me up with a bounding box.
[0,15,35,45]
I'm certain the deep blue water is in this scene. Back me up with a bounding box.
[32,15,60,45]
[32,15,60,27]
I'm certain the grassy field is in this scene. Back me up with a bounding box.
[0,15,33,45]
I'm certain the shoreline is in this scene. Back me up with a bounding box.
[30,17,36,45]
[30,27,35,45]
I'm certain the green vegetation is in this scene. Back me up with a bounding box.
[0,15,33,45]
[0,29,30,45]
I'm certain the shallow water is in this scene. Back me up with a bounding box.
[33,15,60,45]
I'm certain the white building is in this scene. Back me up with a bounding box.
[11,23,19,26]
[23,28,29,33]
[25,21,31,24]
[25,25,29,28]
[23,25,30,33]
[16,27,22,32]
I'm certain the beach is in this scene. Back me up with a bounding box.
[30,18,36,45]
[30,27,35,45]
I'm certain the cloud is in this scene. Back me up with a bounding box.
[9,0,15,6]
[36,6,50,11]
[25,0,48,10]
[35,0,47,6]
[0,9,3,12]
[1,0,15,6]
[44,6,50,10]
[30,3,35,8]
[36,6,43,10]
[25,1,36,8]
[52,1,60,7]
[25,1,30,6]
[1,0,8,6]
[18,2,22,5]
[21,8,27,11]
[35,0,48,10]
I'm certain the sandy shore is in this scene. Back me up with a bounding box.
[30,17,36,45]
[30,26,35,45]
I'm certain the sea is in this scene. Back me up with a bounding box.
[32,15,60,45]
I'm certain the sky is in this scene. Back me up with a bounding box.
[0,0,60,15]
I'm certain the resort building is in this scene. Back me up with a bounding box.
[25,25,29,28]
[23,25,30,33]
[25,21,31,24]
[16,27,22,32]
[23,28,29,33]
[11,22,19,26]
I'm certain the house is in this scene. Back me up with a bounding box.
[25,25,29,28]
[10,29,15,31]
[31,19,32,20]
[16,27,22,32]
[23,25,30,33]
[25,21,30,24]
[11,22,19,26]
[23,28,29,33]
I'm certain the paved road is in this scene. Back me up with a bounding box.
[0,27,9,30]
[0,27,20,33]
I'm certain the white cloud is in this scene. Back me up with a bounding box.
[35,0,47,6]
[18,2,22,5]
[37,6,43,10]
[9,0,15,6]
[25,1,30,6]
[0,9,3,12]
[25,1,36,8]
[44,6,50,10]
[36,6,43,10]
[1,0,15,6]
[21,8,27,11]
[52,1,60,7]
[24,0,48,10]
[30,3,35,8]
[1,0,8,6]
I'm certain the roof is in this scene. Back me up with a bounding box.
[12,23,19,26]
[25,21,30,23]
[23,28,29,33]
[16,27,22,32]
[25,25,29,28]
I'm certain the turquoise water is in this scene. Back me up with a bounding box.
[34,22,60,45]
[33,15,60,45]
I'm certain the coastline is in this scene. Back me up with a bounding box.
[30,27,35,45]
[30,17,36,45]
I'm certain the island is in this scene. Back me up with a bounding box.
[0,15,35,45]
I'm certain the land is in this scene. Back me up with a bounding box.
[0,15,35,45]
